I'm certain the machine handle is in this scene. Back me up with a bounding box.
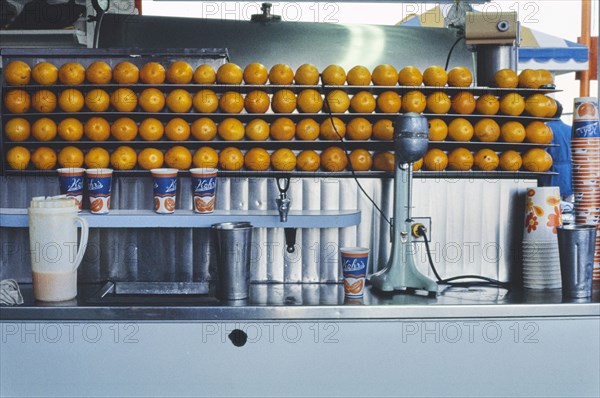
[72,216,89,271]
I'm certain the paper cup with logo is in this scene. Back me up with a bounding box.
[190,168,217,214]
[340,247,369,297]
[86,168,112,214]
[151,168,178,214]
[57,168,85,211]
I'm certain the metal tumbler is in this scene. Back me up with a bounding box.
[557,225,597,298]
[212,222,253,300]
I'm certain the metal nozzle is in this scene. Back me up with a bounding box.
[276,196,291,223]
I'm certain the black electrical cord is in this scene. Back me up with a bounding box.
[444,36,465,71]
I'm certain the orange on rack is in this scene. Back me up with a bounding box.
[85,88,110,112]
[31,118,57,141]
[321,65,346,85]
[270,117,296,140]
[193,147,219,169]
[539,70,554,86]
[295,118,319,140]
[518,69,541,89]
[494,69,518,88]
[57,146,84,168]
[546,97,558,118]
[423,66,447,87]
[111,88,138,112]
[377,91,402,113]
[113,61,139,84]
[525,93,552,118]
[450,91,476,114]
[86,61,112,84]
[32,62,58,85]
[111,117,138,141]
[294,63,320,85]
[473,118,500,142]
[500,121,526,143]
[85,147,110,168]
[271,89,296,113]
[320,117,346,140]
[31,90,57,113]
[525,121,553,144]
[139,118,164,141]
[4,61,31,85]
[217,63,243,84]
[245,118,270,141]
[166,61,193,84]
[423,148,448,171]
[426,91,451,114]
[110,146,137,170]
[499,150,523,171]
[346,65,371,86]
[244,90,271,113]
[31,147,57,170]
[194,64,217,84]
[447,118,473,141]
[165,118,191,141]
[5,118,31,142]
[139,88,165,112]
[373,119,393,140]
[58,62,85,85]
[475,94,500,115]
[373,151,395,171]
[243,62,269,85]
[522,148,553,172]
[325,90,350,113]
[4,89,31,114]
[140,62,166,84]
[137,148,164,170]
[296,150,320,171]
[219,147,244,170]
[217,117,245,141]
[193,89,219,113]
[346,117,372,140]
[349,149,373,171]
[244,148,271,171]
[401,90,426,113]
[57,118,84,141]
[271,148,296,171]
[58,89,84,112]
[473,149,499,171]
[447,147,473,171]
[321,147,348,172]
[428,118,448,141]
[447,67,472,87]
[398,66,423,86]
[218,91,245,114]
[413,158,423,171]
[84,117,111,141]
[191,117,217,141]
[166,89,192,113]
[297,89,323,113]
[350,91,376,113]
[6,146,30,170]
[371,64,398,86]
[268,63,294,85]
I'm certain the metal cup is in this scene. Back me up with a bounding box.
[212,222,253,300]
[557,224,597,298]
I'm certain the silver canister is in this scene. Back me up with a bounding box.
[212,222,253,300]
[557,225,597,298]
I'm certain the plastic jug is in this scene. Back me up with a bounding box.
[28,195,89,301]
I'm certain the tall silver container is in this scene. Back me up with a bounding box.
[212,222,253,300]
[557,225,597,298]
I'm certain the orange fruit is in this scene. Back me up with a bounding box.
[58,62,85,85]
[373,119,393,140]
[193,64,216,84]
[140,62,166,84]
[473,118,500,142]
[271,89,296,113]
[423,148,448,171]
[371,64,398,86]
[546,97,558,118]
[494,69,518,88]
[525,121,553,144]
[85,88,110,112]
[5,118,31,142]
[57,118,84,141]
[522,148,553,172]
[270,117,296,140]
[499,93,525,116]
[85,147,110,168]
[447,118,473,141]
[268,64,294,85]
[244,90,271,113]
[31,62,58,85]
[321,65,346,85]
[321,147,348,172]
[110,146,137,170]
[218,91,244,114]
[193,89,219,113]
[295,118,319,140]
[346,117,372,140]
[401,90,426,113]
[423,66,447,86]
[166,89,192,113]
[58,146,84,168]
[139,118,164,141]
[377,91,402,113]
[297,89,323,113]
[6,146,30,170]
[476,94,500,115]
[86,61,112,84]
[113,61,139,84]
[447,66,473,87]
[428,118,448,141]
[111,117,138,141]
[450,91,476,114]
[245,118,270,141]
[296,150,321,171]
[349,149,373,171]
[139,88,165,112]
[518,69,542,89]
[350,91,376,113]
[473,149,499,171]
[4,61,31,85]
[193,147,219,168]
[219,147,244,170]
[271,148,296,171]
[320,117,346,140]
[84,117,111,141]
[447,147,473,171]
[166,61,193,84]
[500,121,526,143]
[294,63,320,85]
[31,90,57,113]
[111,88,138,112]
[191,117,217,141]
[499,150,523,171]
[244,148,271,171]
[539,70,554,86]
[346,65,371,86]
[373,151,395,171]
[165,118,191,141]
[31,118,57,141]
[325,90,350,113]
[243,62,268,85]
[398,66,423,86]
[426,91,451,114]
[217,117,244,141]
[137,148,164,170]
[31,147,57,170]
[4,89,31,113]
[58,89,84,112]
[525,94,551,118]
[217,63,243,84]
[413,158,423,171]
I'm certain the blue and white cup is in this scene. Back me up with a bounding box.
[340,247,369,298]
[190,168,217,214]
[57,168,85,211]
[151,168,178,214]
[86,168,112,214]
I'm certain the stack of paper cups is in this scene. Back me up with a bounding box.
[571,97,600,280]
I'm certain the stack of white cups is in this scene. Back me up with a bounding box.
[522,187,563,289]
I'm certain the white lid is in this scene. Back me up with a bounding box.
[29,195,78,209]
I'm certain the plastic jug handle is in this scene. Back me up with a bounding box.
[72,216,89,271]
